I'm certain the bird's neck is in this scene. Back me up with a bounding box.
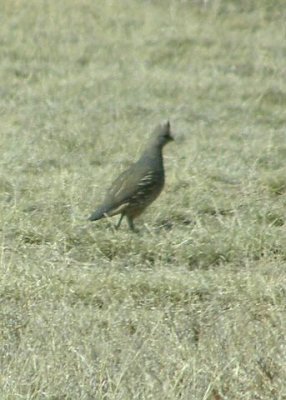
[139,142,164,169]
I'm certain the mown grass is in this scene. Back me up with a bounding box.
[1,0,286,399]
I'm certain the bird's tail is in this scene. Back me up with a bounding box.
[88,206,108,221]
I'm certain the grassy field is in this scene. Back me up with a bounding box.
[1,0,286,398]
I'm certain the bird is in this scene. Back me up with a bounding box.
[88,121,174,231]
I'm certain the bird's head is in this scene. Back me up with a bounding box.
[152,121,174,147]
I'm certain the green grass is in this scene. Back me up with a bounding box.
[1,0,286,398]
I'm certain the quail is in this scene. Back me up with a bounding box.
[88,121,174,231]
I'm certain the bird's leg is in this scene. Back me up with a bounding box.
[115,213,124,230]
[127,216,137,232]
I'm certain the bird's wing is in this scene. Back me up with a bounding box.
[104,162,158,207]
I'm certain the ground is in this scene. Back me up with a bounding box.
[0,0,286,399]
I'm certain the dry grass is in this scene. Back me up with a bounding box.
[1,0,286,399]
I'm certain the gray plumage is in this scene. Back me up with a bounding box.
[88,121,174,231]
